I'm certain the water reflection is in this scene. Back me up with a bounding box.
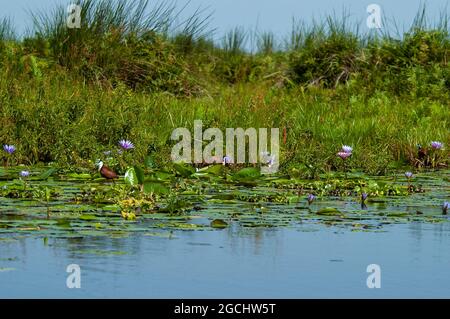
[1,220,450,297]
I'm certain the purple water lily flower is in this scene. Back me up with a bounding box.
[269,157,275,168]
[361,193,368,202]
[307,193,315,205]
[337,151,352,160]
[118,140,134,150]
[443,201,449,215]
[341,145,353,153]
[267,155,275,167]
[222,155,232,165]
[260,151,275,167]
[405,171,413,179]
[19,170,30,178]
[430,141,443,150]
[3,144,16,154]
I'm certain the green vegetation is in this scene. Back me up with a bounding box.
[1,165,448,233]
[0,0,448,177]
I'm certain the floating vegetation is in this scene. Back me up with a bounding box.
[0,166,448,240]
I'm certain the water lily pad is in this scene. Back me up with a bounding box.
[316,207,343,216]
[211,219,228,229]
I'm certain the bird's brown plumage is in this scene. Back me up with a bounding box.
[100,165,118,180]
[418,146,428,160]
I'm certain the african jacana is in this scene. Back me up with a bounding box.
[417,144,428,160]
[416,144,430,166]
[96,160,118,181]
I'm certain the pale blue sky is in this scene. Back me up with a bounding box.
[1,0,449,41]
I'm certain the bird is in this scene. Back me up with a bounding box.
[417,144,427,159]
[416,144,430,166]
[96,160,118,181]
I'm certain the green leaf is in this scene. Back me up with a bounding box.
[124,167,138,186]
[173,163,195,177]
[134,165,145,185]
[198,164,223,175]
[144,155,156,168]
[38,167,57,180]
[79,214,97,221]
[211,219,228,228]
[233,167,261,181]
[67,173,92,179]
[56,219,71,228]
[316,207,343,216]
[153,170,173,181]
[143,182,169,195]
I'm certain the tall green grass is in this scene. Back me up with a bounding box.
[0,17,14,41]
[0,2,448,175]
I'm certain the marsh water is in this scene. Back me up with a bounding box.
[0,167,449,298]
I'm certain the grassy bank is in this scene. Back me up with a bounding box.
[0,0,449,176]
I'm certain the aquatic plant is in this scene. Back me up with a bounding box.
[336,146,352,178]
[19,170,30,178]
[19,170,30,190]
[431,141,443,150]
[337,152,352,160]
[307,193,315,205]
[405,171,413,179]
[3,145,15,154]
[361,192,368,203]
[261,152,276,168]
[341,145,353,154]
[404,171,414,192]
[118,140,134,150]
[360,192,368,209]
[222,155,232,165]
[2,144,16,168]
